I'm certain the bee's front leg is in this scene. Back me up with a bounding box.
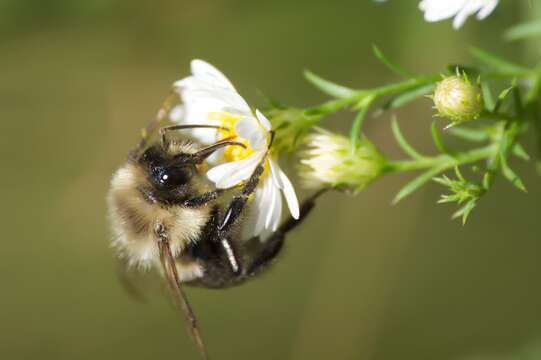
[183,189,229,207]
[218,160,265,232]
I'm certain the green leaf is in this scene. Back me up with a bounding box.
[372,45,412,77]
[431,122,454,156]
[379,84,435,112]
[482,171,494,190]
[391,118,425,160]
[491,84,515,113]
[470,47,530,77]
[393,165,447,204]
[448,126,489,142]
[498,85,514,100]
[349,104,372,149]
[452,199,477,225]
[499,153,527,192]
[481,82,495,111]
[454,166,466,182]
[304,70,357,99]
[512,143,530,161]
[505,20,541,41]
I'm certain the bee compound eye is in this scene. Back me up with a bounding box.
[155,165,193,188]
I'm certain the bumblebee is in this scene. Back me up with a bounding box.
[108,116,323,358]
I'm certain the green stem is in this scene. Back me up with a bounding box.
[305,75,439,116]
[384,145,496,173]
[369,76,440,99]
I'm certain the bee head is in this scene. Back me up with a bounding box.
[138,144,201,199]
[138,139,245,203]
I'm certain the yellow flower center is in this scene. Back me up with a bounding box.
[208,112,256,162]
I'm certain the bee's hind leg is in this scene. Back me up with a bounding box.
[244,188,328,277]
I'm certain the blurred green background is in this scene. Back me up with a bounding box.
[1,1,541,359]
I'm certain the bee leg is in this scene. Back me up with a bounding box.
[218,160,266,232]
[154,224,210,360]
[183,189,228,207]
[203,162,265,274]
[183,183,242,208]
[217,131,277,232]
[245,189,328,277]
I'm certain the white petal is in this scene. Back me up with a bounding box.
[453,7,471,29]
[207,153,263,189]
[265,180,278,229]
[268,158,283,189]
[255,109,272,130]
[265,186,282,232]
[169,105,185,123]
[234,117,268,151]
[234,117,257,139]
[191,59,236,90]
[255,177,273,235]
[477,0,498,19]
[174,60,253,124]
[269,188,282,231]
[420,0,467,22]
[278,168,300,219]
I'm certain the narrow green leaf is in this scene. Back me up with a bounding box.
[448,126,489,142]
[372,45,412,77]
[379,84,435,112]
[470,47,530,76]
[349,105,372,149]
[433,175,451,187]
[391,118,425,160]
[481,82,495,111]
[454,166,466,182]
[304,70,357,99]
[482,171,494,190]
[452,200,477,225]
[498,85,514,100]
[393,165,446,204]
[431,122,454,156]
[490,84,515,113]
[505,20,541,41]
[499,153,527,192]
[512,143,530,161]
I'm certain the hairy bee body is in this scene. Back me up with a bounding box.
[109,162,209,281]
[108,124,321,359]
[108,140,270,287]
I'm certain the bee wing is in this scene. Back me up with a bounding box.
[156,235,209,360]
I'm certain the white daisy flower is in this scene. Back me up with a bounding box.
[419,0,499,29]
[171,60,300,239]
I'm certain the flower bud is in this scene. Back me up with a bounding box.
[299,129,385,193]
[433,75,483,125]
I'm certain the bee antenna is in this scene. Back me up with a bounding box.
[160,124,231,148]
[193,140,246,163]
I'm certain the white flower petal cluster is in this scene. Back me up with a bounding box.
[300,129,384,193]
[171,60,299,239]
[419,0,499,29]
